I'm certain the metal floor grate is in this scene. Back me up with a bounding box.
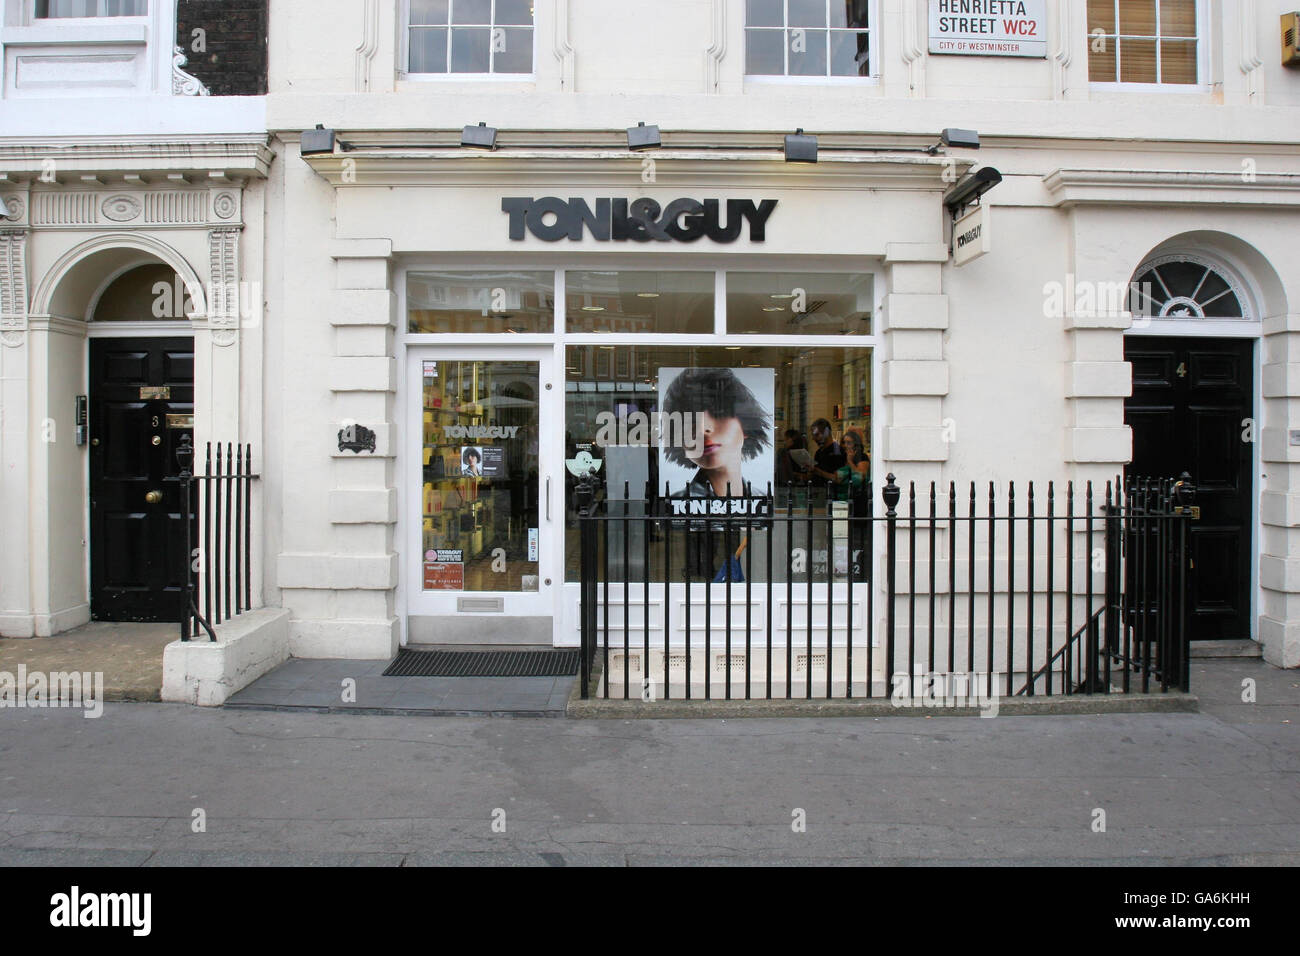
[383,648,580,678]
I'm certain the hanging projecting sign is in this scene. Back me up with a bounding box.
[929,1,1048,57]
[953,204,992,266]
[503,197,777,243]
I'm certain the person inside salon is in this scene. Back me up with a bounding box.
[802,418,846,485]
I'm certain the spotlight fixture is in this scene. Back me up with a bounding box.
[461,122,497,150]
[300,124,336,156]
[627,121,661,151]
[944,166,1002,214]
[784,128,818,164]
[928,128,981,154]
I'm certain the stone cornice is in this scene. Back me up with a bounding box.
[0,137,273,181]
[1044,167,1300,207]
[303,150,971,190]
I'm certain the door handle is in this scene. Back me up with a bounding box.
[546,477,551,521]
[145,490,163,504]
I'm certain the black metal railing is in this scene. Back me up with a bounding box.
[577,473,1194,702]
[175,436,259,642]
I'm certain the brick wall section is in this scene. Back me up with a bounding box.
[175,0,268,96]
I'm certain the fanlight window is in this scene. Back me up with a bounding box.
[1130,255,1248,320]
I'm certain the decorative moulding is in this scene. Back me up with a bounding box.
[1044,168,1300,207]
[704,0,726,93]
[354,0,379,93]
[101,194,142,221]
[172,46,210,96]
[552,0,575,91]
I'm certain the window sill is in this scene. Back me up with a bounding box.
[398,73,536,85]
[744,74,879,86]
[2,21,149,46]
[1088,82,1211,95]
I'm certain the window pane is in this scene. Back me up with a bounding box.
[452,0,491,24]
[563,345,874,583]
[1088,42,1117,81]
[1119,37,1157,82]
[495,0,534,25]
[727,273,874,336]
[1161,39,1197,82]
[1160,0,1196,37]
[410,0,449,25]
[831,0,870,29]
[830,30,870,76]
[494,27,533,72]
[40,0,147,15]
[746,0,784,28]
[789,0,827,27]
[746,28,786,74]
[1118,0,1156,35]
[566,271,714,334]
[451,27,491,71]
[421,360,539,592]
[1086,0,1115,34]
[789,29,828,75]
[408,271,554,333]
[409,27,449,72]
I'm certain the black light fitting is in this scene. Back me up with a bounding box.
[461,122,497,150]
[627,121,661,151]
[300,124,337,156]
[784,128,818,164]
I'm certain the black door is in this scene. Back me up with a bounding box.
[1124,336,1253,640]
[89,337,196,621]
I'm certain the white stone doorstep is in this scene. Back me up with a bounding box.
[161,607,290,707]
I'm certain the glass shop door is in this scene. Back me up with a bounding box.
[406,346,558,624]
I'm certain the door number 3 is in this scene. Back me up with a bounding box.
[151,415,160,427]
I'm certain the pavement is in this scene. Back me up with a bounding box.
[0,656,1296,866]
[0,622,175,701]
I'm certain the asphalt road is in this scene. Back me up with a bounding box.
[1,658,1296,866]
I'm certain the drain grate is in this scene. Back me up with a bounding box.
[383,648,580,678]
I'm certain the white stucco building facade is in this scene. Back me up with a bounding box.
[3,1,1298,678]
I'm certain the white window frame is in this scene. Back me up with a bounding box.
[743,0,881,83]
[399,0,537,81]
[32,0,148,18]
[1086,0,1211,92]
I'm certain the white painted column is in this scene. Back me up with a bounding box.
[0,227,34,636]
[1260,313,1300,666]
[277,239,399,659]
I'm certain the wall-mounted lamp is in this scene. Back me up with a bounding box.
[627,121,661,151]
[940,128,981,150]
[462,122,497,150]
[300,124,336,156]
[944,166,1002,214]
[784,128,818,163]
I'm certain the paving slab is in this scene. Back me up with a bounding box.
[0,622,175,701]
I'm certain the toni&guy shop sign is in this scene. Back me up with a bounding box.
[502,197,778,243]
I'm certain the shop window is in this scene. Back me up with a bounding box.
[35,0,146,15]
[563,344,872,584]
[565,271,714,335]
[1087,0,1199,85]
[726,272,872,335]
[745,0,873,77]
[408,271,554,334]
[406,0,534,75]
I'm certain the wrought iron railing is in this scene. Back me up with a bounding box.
[174,435,259,642]
[577,474,1194,702]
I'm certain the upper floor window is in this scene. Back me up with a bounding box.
[35,0,146,16]
[745,0,873,77]
[406,0,534,75]
[1087,0,1199,85]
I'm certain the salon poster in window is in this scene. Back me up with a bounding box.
[461,445,505,478]
[657,367,774,516]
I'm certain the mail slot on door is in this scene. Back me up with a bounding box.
[1174,506,1201,520]
[166,414,194,429]
[139,386,170,400]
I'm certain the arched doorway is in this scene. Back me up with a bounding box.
[87,263,196,621]
[1124,252,1256,642]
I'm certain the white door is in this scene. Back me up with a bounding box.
[405,346,559,629]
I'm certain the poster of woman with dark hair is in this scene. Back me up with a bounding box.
[658,367,775,513]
